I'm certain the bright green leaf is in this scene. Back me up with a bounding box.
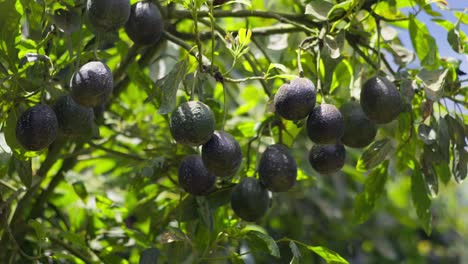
[307,246,349,264]
[246,230,281,258]
[409,15,439,68]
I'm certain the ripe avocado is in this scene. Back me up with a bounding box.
[202,130,242,177]
[306,104,344,144]
[86,0,131,32]
[178,155,216,196]
[360,76,402,124]
[170,101,216,146]
[15,104,58,151]
[125,1,164,46]
[53,95,95,139]
[274,77,316,121]
[308,144,346,175]
[230,178,270,222]
[340,102,377,148]
[258,144,297,192]
[70,61,113,108]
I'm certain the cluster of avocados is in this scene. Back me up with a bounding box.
[273,74,402,177]
[15,0,165,151]
[13,0,404,225]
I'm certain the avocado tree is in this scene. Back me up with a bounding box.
[0,0,467,263]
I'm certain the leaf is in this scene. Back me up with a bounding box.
[356,139,393,171]
[324,35,340,59]
[29,219,46,243]
[158,59,189,114]
[417,124,437,144]
[305,0,334,21]
[437,117,450,162]
[409,15,438,68]
[72,181,88,202]
[411,164,432,235]
[421,157,439,198]
[416,69,448,101]
[445,115,466,147]
[453,147,468,183]
[159,226,189,244]
[454,12,468,25]
[12,156,32,188]
[447,28,464,53]
[196,196,213,231]
[354,161,389,223]
[246,230,280,258]
[289,241,301,264]
[139,248,160,264]
[307,246,349,264]
[434,162,451,185]
[327,0,353,20]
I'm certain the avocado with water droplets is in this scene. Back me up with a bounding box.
[307,104,344,144]
[53,95,95,139]
[274,77,316,121]
[231,178,270,222]
[340,101,377,148]
[15,104,59,151]
[309,144,346,175]
[258,144,297,192]
[178,155,216,196]
[360,76,402,124]
[125,1,164,46]
[202,130,242,177]
[86,0,131,32]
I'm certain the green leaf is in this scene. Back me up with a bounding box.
[416,69,448,101]
[437,117,450,162]
[409,15,438,68]
[158,59,189,114]
[421,156,439,198]
[453,147,468,183]
[434,162,451,185]
[246,230,280,258]
[307,246,349,264]
[417,124,436,144]
[305,0,334,21]
[356,139,393,171]
[327,0,353,20]
[354,160,389,223]
[72,181,88,202]
[139,248,160,264]
[28,219,46,243]
[454,12,468,25]
[447,28,464,53]
[324,35,341,59]
[411,163,432,235]
[289,241,301,264]
[445,115,466,147]
[12,156,32,188]
[196,196,214,231]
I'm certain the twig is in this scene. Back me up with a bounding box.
[88,141,146,161]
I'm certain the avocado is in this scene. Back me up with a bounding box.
[170,101,216,146]
[308,144,346,175]
[230,178,270,222]
[360,76,402,124]
[15,104,59,151]
[178,155,216,196]
[340,101,377,148]
[86,0,131,33]
[125,1,164,46]
[306,104,344,144]
[202,130,242,177]
[258,144,297,192]
[70,61,113,108]
[53,95,95,139]
[274,77,316,121]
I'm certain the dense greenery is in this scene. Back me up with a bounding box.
[0,0,467,263]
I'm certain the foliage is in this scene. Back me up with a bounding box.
[0,0,467,263]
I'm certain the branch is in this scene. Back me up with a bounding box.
[88,141,146,161]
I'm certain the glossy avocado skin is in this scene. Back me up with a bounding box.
[258,144,297,192]
[178,155,216,196]
[360,76,402,124]
[202,130,242,177]
[170,101,216,146]
[307,104,344,144]
[231,178,270,222]
[125,1,164,46]
[15,104,59,151]
[274,77,316,121]
[53,95,95,139]
[70,61,113,108]
[86,0,131,32]
[309,144,346,175]
[340,102,377,148]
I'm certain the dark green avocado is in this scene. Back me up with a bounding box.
[340,101,377,148]
[307,104,344,144]
[231,177,270,222]
[170,101,216,146]
[86,0,131,32]
[15,104,59,151]
[360,76,402,124]
[202,130,242,177]
[178,155,216,196]
[53,95,95,139]
[274,77,316,121]
[70,61,113,108]
[258,144,297,192]
[309,143,346,175]
[125,1,164,46]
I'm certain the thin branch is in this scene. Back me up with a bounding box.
[88,142,146,161]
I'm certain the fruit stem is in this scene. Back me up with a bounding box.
[297,36,317,78]
[222,82,227,130]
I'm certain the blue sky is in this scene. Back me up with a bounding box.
[399,0,468,73]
